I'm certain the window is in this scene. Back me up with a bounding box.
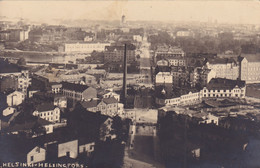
[83,147,86,152]
[30,156,34,161]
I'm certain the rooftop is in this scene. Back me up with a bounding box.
[206,78,245,90]
[102,97,118,104]
[62,82,89,92]
[36,102,56,112]
[207,57,237,65]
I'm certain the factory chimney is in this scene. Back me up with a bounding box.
[122,44,127,105]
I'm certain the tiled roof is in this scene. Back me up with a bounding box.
[62,82,89,92]
[206,78,245,90]
[102,97,118,104]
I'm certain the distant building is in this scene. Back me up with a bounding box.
[104,44,136,63]
[62,82,97,101]
[239,54,260,83]
[176,30,194,38]
[206,57,239,80]
[62,42,110,53]
[203,78,246,98]
[155,46,186,67]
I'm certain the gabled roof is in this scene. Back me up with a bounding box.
[62,82,89,92]
[102,97,118,104]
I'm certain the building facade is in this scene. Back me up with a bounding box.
[202,78,246,98]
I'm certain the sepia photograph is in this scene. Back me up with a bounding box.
[0,0,260,167]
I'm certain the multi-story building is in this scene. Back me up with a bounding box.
[155,46,185,66]
[202,78,246,98]
[104,44,136,63]
[33,103,60,123]
[239,54,260,83]
[62,82,97,101]
[206,57,239,80]
[171,66,190,87]
[97,97,119,116]
[190,67,216,87]
[0,29,29,42]
[63,42,110,53]
[155,72,173,86]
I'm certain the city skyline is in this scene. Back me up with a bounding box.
[0,1,260,25]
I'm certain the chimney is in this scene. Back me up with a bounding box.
[122,44,127,105]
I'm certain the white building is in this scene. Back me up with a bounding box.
[155,72,173,85]
[27,146,46,164]
[7,91,25,106]
[202,78,246,98]
[33,103,60,123]
[64,42,110,53]
[58,140,78,159]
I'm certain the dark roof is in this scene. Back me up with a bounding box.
[102,97,118,104]
[36,103,56,112]
[81,99,98,108]
[206,78,245,90]
[62,82,89,92]
[0,59,21,73]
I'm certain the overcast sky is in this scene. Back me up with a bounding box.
[0,0,260,24]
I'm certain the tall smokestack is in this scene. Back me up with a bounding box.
[122,44,127,105]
